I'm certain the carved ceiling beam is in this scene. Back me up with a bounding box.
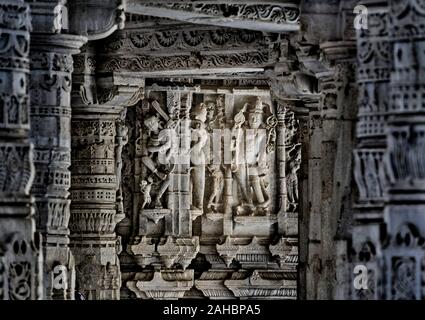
[97,53,274,78]
[125,0,300,33]
[102,24,280,55]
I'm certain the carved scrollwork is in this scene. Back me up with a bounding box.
[103,28,274,53]
[130,33,152,48]
[148,3,300,24]
[155,31,179,47]
[182,30,203,46]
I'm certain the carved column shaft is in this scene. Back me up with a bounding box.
[0,0,42,300]
[316,41,357,299]
[70,112,123,300]
[305,107,323,300]
[70,47,144,300]
[29,33,86,299]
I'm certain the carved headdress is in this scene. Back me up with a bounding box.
[248,97,267,114]
[191,103,207,120]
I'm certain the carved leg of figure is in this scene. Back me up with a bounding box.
[207,180,218,210]
[250,175,265,204]
[233,171,252,206]
[155,177,171,208]
[260,176,269,200]
[223,166,233,215]
[191,165,205,210]
[207,175,223,212]
[142,156,166,180]
[287,186,294,211]
[259,176,271,213]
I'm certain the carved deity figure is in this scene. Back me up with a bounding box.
[139,177,153,209]
[204,96,226,213]
[115,119,129,216]
[190,103,208,210]
[232,97,272,215]
[284,110,301,212]
[141,111,174,208]
[206,164,224,213]
[286,148,301,211]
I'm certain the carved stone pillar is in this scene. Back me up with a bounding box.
[70,47,144,300]
[381,0,425,300]
[29,33,86,301]
[351,0,390,300]
[0,0,42,300]
[317,41,357,299]
[28,0,87,299]
[305,106,323,300]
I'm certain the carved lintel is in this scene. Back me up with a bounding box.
[127,270,194,300]
[236,236,270,269]
[195,270,235,299]
[224,270,297,299]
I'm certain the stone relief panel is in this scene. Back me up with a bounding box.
[122,87,298,299]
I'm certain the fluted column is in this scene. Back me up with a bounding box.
[0,0,42,300]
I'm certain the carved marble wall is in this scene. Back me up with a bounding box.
[0,0,423,301]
